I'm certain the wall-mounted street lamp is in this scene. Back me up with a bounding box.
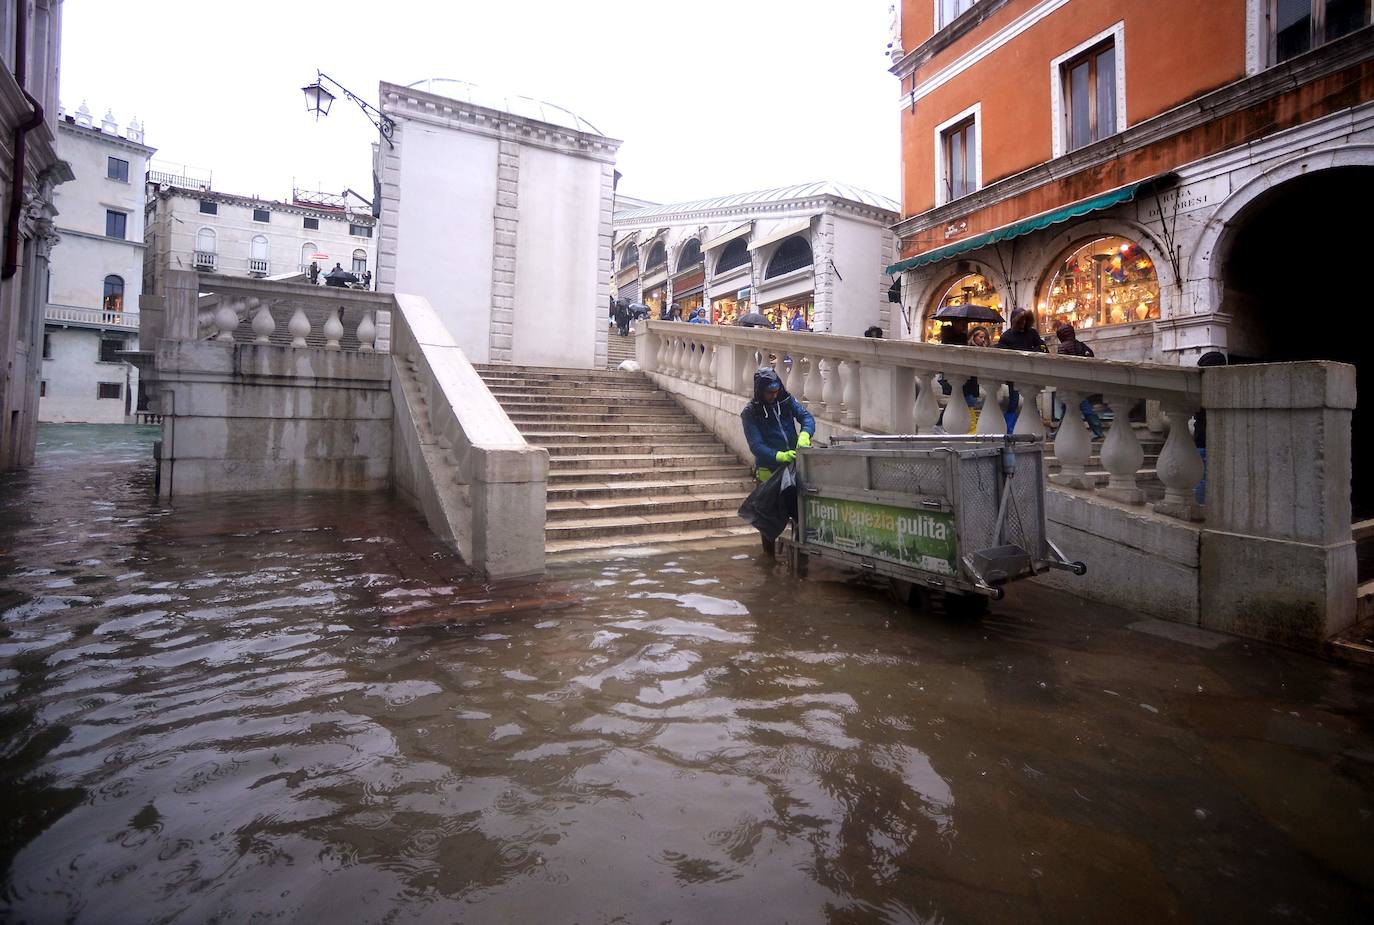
[301,70,395,148]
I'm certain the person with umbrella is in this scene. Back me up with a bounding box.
[736,310,774,329]
[323,263,359,288]
[931,302,1003,432]
[612,298,631,337]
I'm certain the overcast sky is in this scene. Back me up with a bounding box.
[59,0,901,207]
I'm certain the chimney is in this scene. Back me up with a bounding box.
[101,108,118,134]
[127,116,143,144]
[75,100,93,128]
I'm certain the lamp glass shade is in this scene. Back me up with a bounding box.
[302,81,335,117]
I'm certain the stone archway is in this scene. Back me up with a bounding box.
[1214,161,1374,518]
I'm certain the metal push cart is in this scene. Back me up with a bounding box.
[777,434,1084,608]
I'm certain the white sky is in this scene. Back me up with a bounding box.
[59,0,901,207]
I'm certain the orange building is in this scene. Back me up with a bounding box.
[885,0,1373,366]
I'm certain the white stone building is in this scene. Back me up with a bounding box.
[39,104,153,423]
[0,0,69,467]
[376,78,621,369]
[611,181,898,336]
[144,177,376,294]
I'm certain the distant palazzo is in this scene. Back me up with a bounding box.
[376,79,622,369]
[887,0,1374,363]
[611,181,899,337]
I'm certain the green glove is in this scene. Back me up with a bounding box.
[796,431,811,448]
[775,449,797,464]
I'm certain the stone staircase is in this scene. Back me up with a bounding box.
[474,364,757,559]
[606,330,637,369]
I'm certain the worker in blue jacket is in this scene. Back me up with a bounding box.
[740,367,814,483]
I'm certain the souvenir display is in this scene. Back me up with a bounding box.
[1038,237,1159,334]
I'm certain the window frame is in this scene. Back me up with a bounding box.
[764,236,814,279]
[199,200,218,215]
[97,382,123,400]
[935,0,980,31]
[106,156,129,182]
[715,238,751,275]
[1050,23,1126,159]
[104,209,127,239]
[99,337,126,363]
[102,274,125,314]
[1266,0,1372,65]
[676,238,703,271]
[933,103,981,206]
[42,332,52,359]
[349,223,372,237]
[303,216,319,230]
[252,208,271,223]
[352,248,368,274]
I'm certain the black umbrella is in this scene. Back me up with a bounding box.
[628,302,650,319]
[737,311,774,328]
[323,266,359,288]
[932,302,1004,323]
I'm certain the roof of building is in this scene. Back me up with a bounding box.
[615,180,899,222]
[406,78,604,135]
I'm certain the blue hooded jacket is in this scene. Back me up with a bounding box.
[740,367,814,469]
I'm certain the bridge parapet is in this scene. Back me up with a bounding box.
[638,321,1356,648]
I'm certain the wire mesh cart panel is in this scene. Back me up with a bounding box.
[780,435,1084,601]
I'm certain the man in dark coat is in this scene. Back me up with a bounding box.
[740,367,815,555]
[612,299,631,336]
[1053,324,1105,439]
[995,308,1048,430]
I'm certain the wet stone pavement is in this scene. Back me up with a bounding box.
[1,424,1372,923]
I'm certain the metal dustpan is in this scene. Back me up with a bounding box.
[966,545,1032,584]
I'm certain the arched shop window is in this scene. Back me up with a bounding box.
[765,236,813,279]
[716,238,750,274]
[676,238,702,270]
[1038,236,1159,334]
[645,240,666,270]
[619,244,639,270]
[924,273,1001,343]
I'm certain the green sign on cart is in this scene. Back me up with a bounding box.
[803,495,957,576]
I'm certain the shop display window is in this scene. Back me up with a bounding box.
[644,287,666,319]
[924,273,1001,343]
[1037,236,1159,335]
[763,296,814,331]
[711,295,749,326]
[675,295,703,319]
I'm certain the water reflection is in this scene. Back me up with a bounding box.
[1,424,1372,922]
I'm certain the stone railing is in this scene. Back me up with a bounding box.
[45,304,139,329]
[638,321,1358,647]
[389,293,547,581]
[640,321,1205,521]
[190,273,392,353]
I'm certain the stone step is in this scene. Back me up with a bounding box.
[546,524,758,559]
[485,384,665,400]
[547,492,747,521]
[505,410,686,425]
[547,451,743,472]
[475,364,641,381]
[545,508,745,540]
[515,421,703,436]
[547,463,753,484]
[547,476,756,501]
[541,441,725,459]
[522,430,710,446]
[480,375,654,390]
[496,397,681,413]
[1325,586,1374,666]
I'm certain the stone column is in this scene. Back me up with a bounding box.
[1199,361,1357,648]
[488,141,520,364]
[163,270,200,342]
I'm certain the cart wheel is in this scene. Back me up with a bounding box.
[1071,561,1088,576]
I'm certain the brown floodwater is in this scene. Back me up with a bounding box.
[1,424,1372,923]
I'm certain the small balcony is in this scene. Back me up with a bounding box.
[248,258,269,277]
[46,304,139,330]
[194,251,216,270]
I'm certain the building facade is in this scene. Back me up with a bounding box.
[0,0,69,467]
[144,177,376,296]
[612,181,898,336]
[376,79,621,369]
[886,0,1373,511]
[39,105,153,423]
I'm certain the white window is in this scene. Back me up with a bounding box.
[933,103,981,206]
[352,248,367,274]
[195,227,216,253]
[249,235,270,275]
[301,243,318,271]
[937,0,978,29]
[1051,24,1126,158]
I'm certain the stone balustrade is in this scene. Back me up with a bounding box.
[191,274,391,354]
[638,321,1358,648]
[639,320,1205,522]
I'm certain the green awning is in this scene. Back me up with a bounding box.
[886,175,1174,275]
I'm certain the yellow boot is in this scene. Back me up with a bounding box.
[968,408,979,434]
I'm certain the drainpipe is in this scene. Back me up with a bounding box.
[4,0,45,281]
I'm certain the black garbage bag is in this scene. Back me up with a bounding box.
[736,464,799,542]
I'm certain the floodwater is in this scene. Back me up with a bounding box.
[1,425,1372,924]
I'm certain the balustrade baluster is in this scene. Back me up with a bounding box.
[821,357,841,417]
[214,300,240,342]
[913,370,941,434]
[250,299,274,344]
[1012,382,1046,438]
[800,355,821,413]
[741,346,755,393]
[289,307,311,347]
[1049,391,1094,490]
[357,311,377,352]
[698,340,714,385]
[1151,405,1205,521]
[976,383,1004,434]
[323,309,344,350]
[1099,395,1145,504]
[842,360,860,425]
